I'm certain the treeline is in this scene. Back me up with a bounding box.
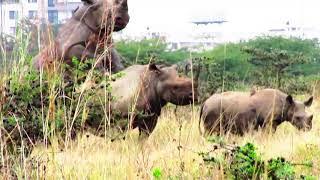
[115,36,320,96]
[2,26,319,95]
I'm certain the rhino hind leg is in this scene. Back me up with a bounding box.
[234,108,257,135]
[203,110,222,135]
[67,44,95,63]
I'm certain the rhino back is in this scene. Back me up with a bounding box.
[110,65,147,114]
[251,89,287,121]
[203,92,252,118]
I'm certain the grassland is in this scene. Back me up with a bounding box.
[1,33,319,179]
[1,97,317,179]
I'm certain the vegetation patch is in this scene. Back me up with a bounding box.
[198,137,316,179]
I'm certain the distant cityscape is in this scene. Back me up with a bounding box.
[1,1,320,51]
[116,19,320,51]
[0,0,81,35]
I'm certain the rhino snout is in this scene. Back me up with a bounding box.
[114,15,129,31]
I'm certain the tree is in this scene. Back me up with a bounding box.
[115,39,189,65]
[243,46,308,88]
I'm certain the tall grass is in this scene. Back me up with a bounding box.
[0,103,314,179]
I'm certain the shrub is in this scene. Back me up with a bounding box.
[198,139,314,179]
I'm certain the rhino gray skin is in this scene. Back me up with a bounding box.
[33,0,129,73]
[251,88,313,130]
[199,88,313,135]
[107,64,198,135]
[199,91,256,135]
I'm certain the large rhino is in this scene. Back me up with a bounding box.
[87,64,198,136]
[33,0,129,73]
[199,89,313,135]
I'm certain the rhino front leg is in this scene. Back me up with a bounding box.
[132,113,158,137]
[67,44,96,63]
[110,48,125,73]
[68,45,122,74]
[97,48,125,73]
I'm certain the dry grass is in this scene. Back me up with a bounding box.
[7,98,316,179]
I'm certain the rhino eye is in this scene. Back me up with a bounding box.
[295,116,302,121]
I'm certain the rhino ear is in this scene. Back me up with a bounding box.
[286,95,294,105]
[148,63,161,74]
[304,96,313,107]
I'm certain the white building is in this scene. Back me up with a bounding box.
[267,23,320,40]
[0,0,81,35]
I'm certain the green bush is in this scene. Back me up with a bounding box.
[115,39,189,65]
[198,140,314,179]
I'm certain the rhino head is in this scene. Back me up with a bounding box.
[286,95,313,130]
[148,64,198,105]
[75,0,129,32]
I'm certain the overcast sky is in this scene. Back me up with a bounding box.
[120,0,320,41]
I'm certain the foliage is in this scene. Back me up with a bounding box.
[243,45,308,88]
[200,42,251,79]
[0,18,61,59]
[246,36,320,63]
[196,36,320,95]
[115,39,189,65]
[198,140,314,179]
[230,143,264,179]
[114,36,320,99]
[0,55,117,154]
[152,167,163,179]
[267,157,295,179]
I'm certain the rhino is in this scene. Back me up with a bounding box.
[87,64,198,136]
[33,0,129,73]
[199,88,313,135]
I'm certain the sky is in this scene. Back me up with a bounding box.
[119,0,320,41]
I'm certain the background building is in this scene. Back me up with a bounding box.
[0,0,81,35]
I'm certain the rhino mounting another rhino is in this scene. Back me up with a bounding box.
[33,0,129,74]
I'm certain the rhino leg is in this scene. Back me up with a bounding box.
[96,48,125,73]
[132,113,158,136]
[110,48,125,73]
[234,108,257,135]
[67,44,95,62]
[203,110,221,135]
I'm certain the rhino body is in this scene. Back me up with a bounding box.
[200,89,313,135]
[102,64,198,135]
